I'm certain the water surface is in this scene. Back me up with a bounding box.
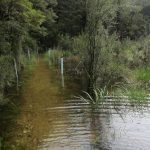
[3,59,150,150]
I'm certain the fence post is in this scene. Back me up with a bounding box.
[48,50,51,67]
[14,58,19,90]
[61,74,65,88]
[61,57,64,75]
[60,57,64,88]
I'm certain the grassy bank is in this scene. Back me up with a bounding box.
[44,49,150,106]
[76,67,150,106]
[0,54,38,150]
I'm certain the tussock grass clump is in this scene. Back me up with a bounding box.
[77,85,149,107]
[135,68,150,82]
[75,87,109,104]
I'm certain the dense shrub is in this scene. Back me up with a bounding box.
[0,56,16,90]
[58,34,73,51]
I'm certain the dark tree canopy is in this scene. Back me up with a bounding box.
[56,0,86,36]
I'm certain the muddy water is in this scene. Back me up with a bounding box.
[5,59,150,150]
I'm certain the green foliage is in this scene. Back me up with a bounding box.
[15,141,27,150]
[45,49,62,64]
[77,85,149,106]
[125,87,149,104]
[81,0,119,94]
[72,0,150,97]
[56,0,86,36]
[45,49,73,66]
[116,36,150,69]
[0,0,150,147]
[58,35,73,51]
[22,54,37,74]
[116,0,149,40]
[0,56,15,105]
[72,34,87,54]
[0,56,15,89]
[76,87,109,104]
[30,0,57,49]
[135,68,150,82]
[0,0,57,107]
[23,35,37,54]
[0,137,2,150]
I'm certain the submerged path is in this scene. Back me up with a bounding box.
[5,58,150,150]
[9,59,81,150]
[19,59,66,149]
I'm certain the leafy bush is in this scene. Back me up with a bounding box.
[0,93,8,106]
[125,87,149,103]
[45,49,73,66]
[0,137,2,150]
[135,68,150,82]
[22,54,37,67]
[0,56,16,89]
[58,34,73,51]
[72,34,87,55]
[45,49,62,65]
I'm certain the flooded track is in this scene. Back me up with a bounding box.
[38,99,150,150]
[2,59,150,150]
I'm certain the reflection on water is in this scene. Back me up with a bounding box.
[37,98,150,150]
[4,59,150,150]
[61,74,65,88]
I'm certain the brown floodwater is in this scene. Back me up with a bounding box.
[3,59,150,150]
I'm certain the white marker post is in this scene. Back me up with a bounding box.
[14,58,19,90]
[61,74,65,88]
[48,50,51,67]
[61,57,64,88]
[61,57,64,75]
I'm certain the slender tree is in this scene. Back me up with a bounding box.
[85,0,117,96]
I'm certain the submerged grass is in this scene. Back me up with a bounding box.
[76,66,150,107]
[75,87,109,105]
[77,85,149,107]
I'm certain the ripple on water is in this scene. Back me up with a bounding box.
[37,98,150,150]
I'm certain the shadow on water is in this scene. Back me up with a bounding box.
[1,58,150,150]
